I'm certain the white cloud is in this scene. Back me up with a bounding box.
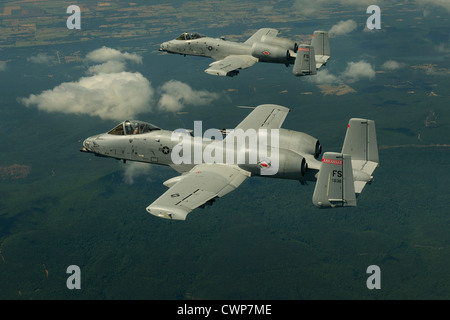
[27,53,54,64]
[381,60,406,70]
[123,162,152,185]
[342,60,376,82]
[21,48,152,120]
[20,71,154,120]
[85,47,142,75]
[20,47,221,119]
[307,60,376,84]
[307,69,340,84]
[157,80,220,112]
[85,46,142,64]
[86,60,127,75]
[328,20,357,37]
[0,61,6,71]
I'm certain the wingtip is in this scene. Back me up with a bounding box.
[146,205,189,220]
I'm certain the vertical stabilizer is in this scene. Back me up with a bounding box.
[311,31,330,69]
[293,44,317,76]
[313,152,356,208]
[342,119,378,164]
[341,118,379,194]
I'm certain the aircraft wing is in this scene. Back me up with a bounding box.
[146,164,251,220]
[244,28,280,45]
[205,55,258,77]
[231,104,290,132]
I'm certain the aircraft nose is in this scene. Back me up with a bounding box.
[159,42,169,51]
[81,135,101,153]
[81,137,94,153]
[83,137,91,149]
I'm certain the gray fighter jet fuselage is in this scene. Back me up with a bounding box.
[159,29,330,77]
[81,117,321,182]
[81,105,379,221]
[161,33,293,63]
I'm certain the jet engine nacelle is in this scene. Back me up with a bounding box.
[276,149,308,179]
[260,35,298,53]
[279,129,322,159]
[237,148,306,179]
[251,42,290,62]
[295,132,322,159]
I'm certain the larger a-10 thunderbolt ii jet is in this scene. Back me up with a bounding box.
[159,28,331,77]
[80,105,379,221]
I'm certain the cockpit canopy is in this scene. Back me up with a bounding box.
[108,120,161,136]
[175,32,205,41]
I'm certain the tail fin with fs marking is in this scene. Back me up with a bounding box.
[311,30,330,69]
[293,44,317,76]
[312,152,356,208]
[312,118,379,208]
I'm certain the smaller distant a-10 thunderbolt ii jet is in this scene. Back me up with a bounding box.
[159,28,330,77]
[81,104,379,221]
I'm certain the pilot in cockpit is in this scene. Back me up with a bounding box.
[107,120,161,136]
[175,33,205,41]
[124,121,133,135]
